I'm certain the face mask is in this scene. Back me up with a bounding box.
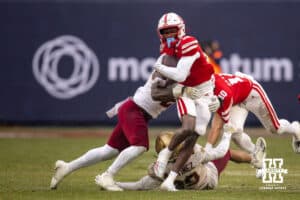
[166,37,176,48]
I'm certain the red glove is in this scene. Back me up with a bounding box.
[298,94,300,103]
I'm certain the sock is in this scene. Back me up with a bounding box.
[157,148,173,163]
[232,132,255,153]
[164,171,178,184]
[68,144,119,172]
[107,146,146,176]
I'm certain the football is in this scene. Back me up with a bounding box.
[152,55,178,82]
[161,54,179,67]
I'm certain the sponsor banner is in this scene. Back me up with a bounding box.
[0,1,299,124]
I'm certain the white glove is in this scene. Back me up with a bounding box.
[172,84,184,98]
[184,86,201,99]
[208,95,220,112]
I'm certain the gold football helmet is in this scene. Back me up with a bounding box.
[155,131,184,160]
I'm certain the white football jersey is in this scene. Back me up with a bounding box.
[165,145,218,190]
[133,71,173,118]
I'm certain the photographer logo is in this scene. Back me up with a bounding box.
[259,158,288,190]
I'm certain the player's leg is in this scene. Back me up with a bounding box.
[154,97,196,180]
[116,175,161,190]
[245,81,300,152]
[50,125,121,189]
[160,99,211,191]
[229,149,252,163]
[229,105,256,154]
[230,136,266,168]
[95,100,148,191]
[160,133,198,191]
[230,137,267,178]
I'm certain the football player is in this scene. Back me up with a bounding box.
[115,131,266,191]
[207,72,300,155]
[152,71,300,157]
[152,12,222,191]
[50,65,199,191]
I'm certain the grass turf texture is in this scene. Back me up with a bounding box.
[0,127,299,199]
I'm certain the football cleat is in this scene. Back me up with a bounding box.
[160,180,178,192]
[50,160,70,189]
[251,137,267,169]
[255,168,265,179]
[291,121,300,153]
[95,172,123,191]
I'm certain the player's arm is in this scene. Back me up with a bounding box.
[206,113,224,146]
[151,81,202,102]
[154,53,200,82]
[199,131,232,163]
[116,175,161,191]
[229,149,252,164]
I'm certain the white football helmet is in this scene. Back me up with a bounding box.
[157,12,186,39]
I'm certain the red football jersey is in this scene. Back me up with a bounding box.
[214,74,253,122]
[161,35,214,87]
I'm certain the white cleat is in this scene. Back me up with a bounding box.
[50,160,70,189]
[251,137,267,169]
[160,180,178,192]
[291,121,300,153]
[95,172,123,191]
[153,160,167,179]
[256,168,265,179]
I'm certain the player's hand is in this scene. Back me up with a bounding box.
[208,95,220,112]
[172,84,184,98]
[151,81,175,102]
[152,77,167,88]
[184,86,201,99]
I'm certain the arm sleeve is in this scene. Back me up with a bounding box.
[155,52,200,82]
[115,175,161,190]
[201,132,232,163]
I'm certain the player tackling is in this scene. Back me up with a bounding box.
[115,131,266,191]
[49,56,199,191]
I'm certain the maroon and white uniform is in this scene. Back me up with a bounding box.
[107,72,172,151]
[116,132,232,191]
[155,36,215,136]
[214,72,281,133]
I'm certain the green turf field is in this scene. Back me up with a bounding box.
[0,127,299,200]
